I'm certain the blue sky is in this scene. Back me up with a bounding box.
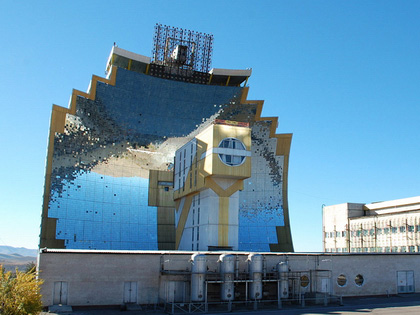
[1,1,419,251]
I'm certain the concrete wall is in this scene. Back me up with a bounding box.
[38,250,420,307]
[38,251,162,306]
[331,254,420,296]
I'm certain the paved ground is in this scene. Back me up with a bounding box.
[41,293,420,315]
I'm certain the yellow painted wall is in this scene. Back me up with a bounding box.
[173,123,251,201]
[148,170,175,207]
[198,124,251,179]
[218,197,230,247]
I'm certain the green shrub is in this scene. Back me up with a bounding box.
[0,265,44,315]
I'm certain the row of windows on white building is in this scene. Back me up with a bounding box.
[325,224,420,239]
[326,245,420,253]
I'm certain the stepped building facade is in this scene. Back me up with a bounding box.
[40,25,293,252]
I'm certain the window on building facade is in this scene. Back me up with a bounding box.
[392,227,398,234]
[336,231,341,238]
[369,229,375,236]
[376,228,382,235]
[409,246,415,253]
[392,246,398,252]
[363,247,368,252]
[400,226,406,233]
[408,225,415,232]
[355,274,364,286]
[363,230,368,236]
[416,225,420,232]
[337,274,347,287]
[224,154,243,166]
[376,247,383,252]
[218,138,246,166]
[384,228,390,234]
[385,247,390,253]
[400,246,407,253]
[342,231,347,237]
[194,170,197,186]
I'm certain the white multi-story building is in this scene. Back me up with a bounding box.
[323,196,420,253]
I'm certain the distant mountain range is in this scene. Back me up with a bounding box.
[0,245,38,257]
[0,246,38,272]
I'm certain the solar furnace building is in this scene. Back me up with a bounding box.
[40,25,294,252]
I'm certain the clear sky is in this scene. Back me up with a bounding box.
[1,1,419,252]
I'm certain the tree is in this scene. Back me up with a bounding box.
[0,264,44,315]
[23,262,36,274]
